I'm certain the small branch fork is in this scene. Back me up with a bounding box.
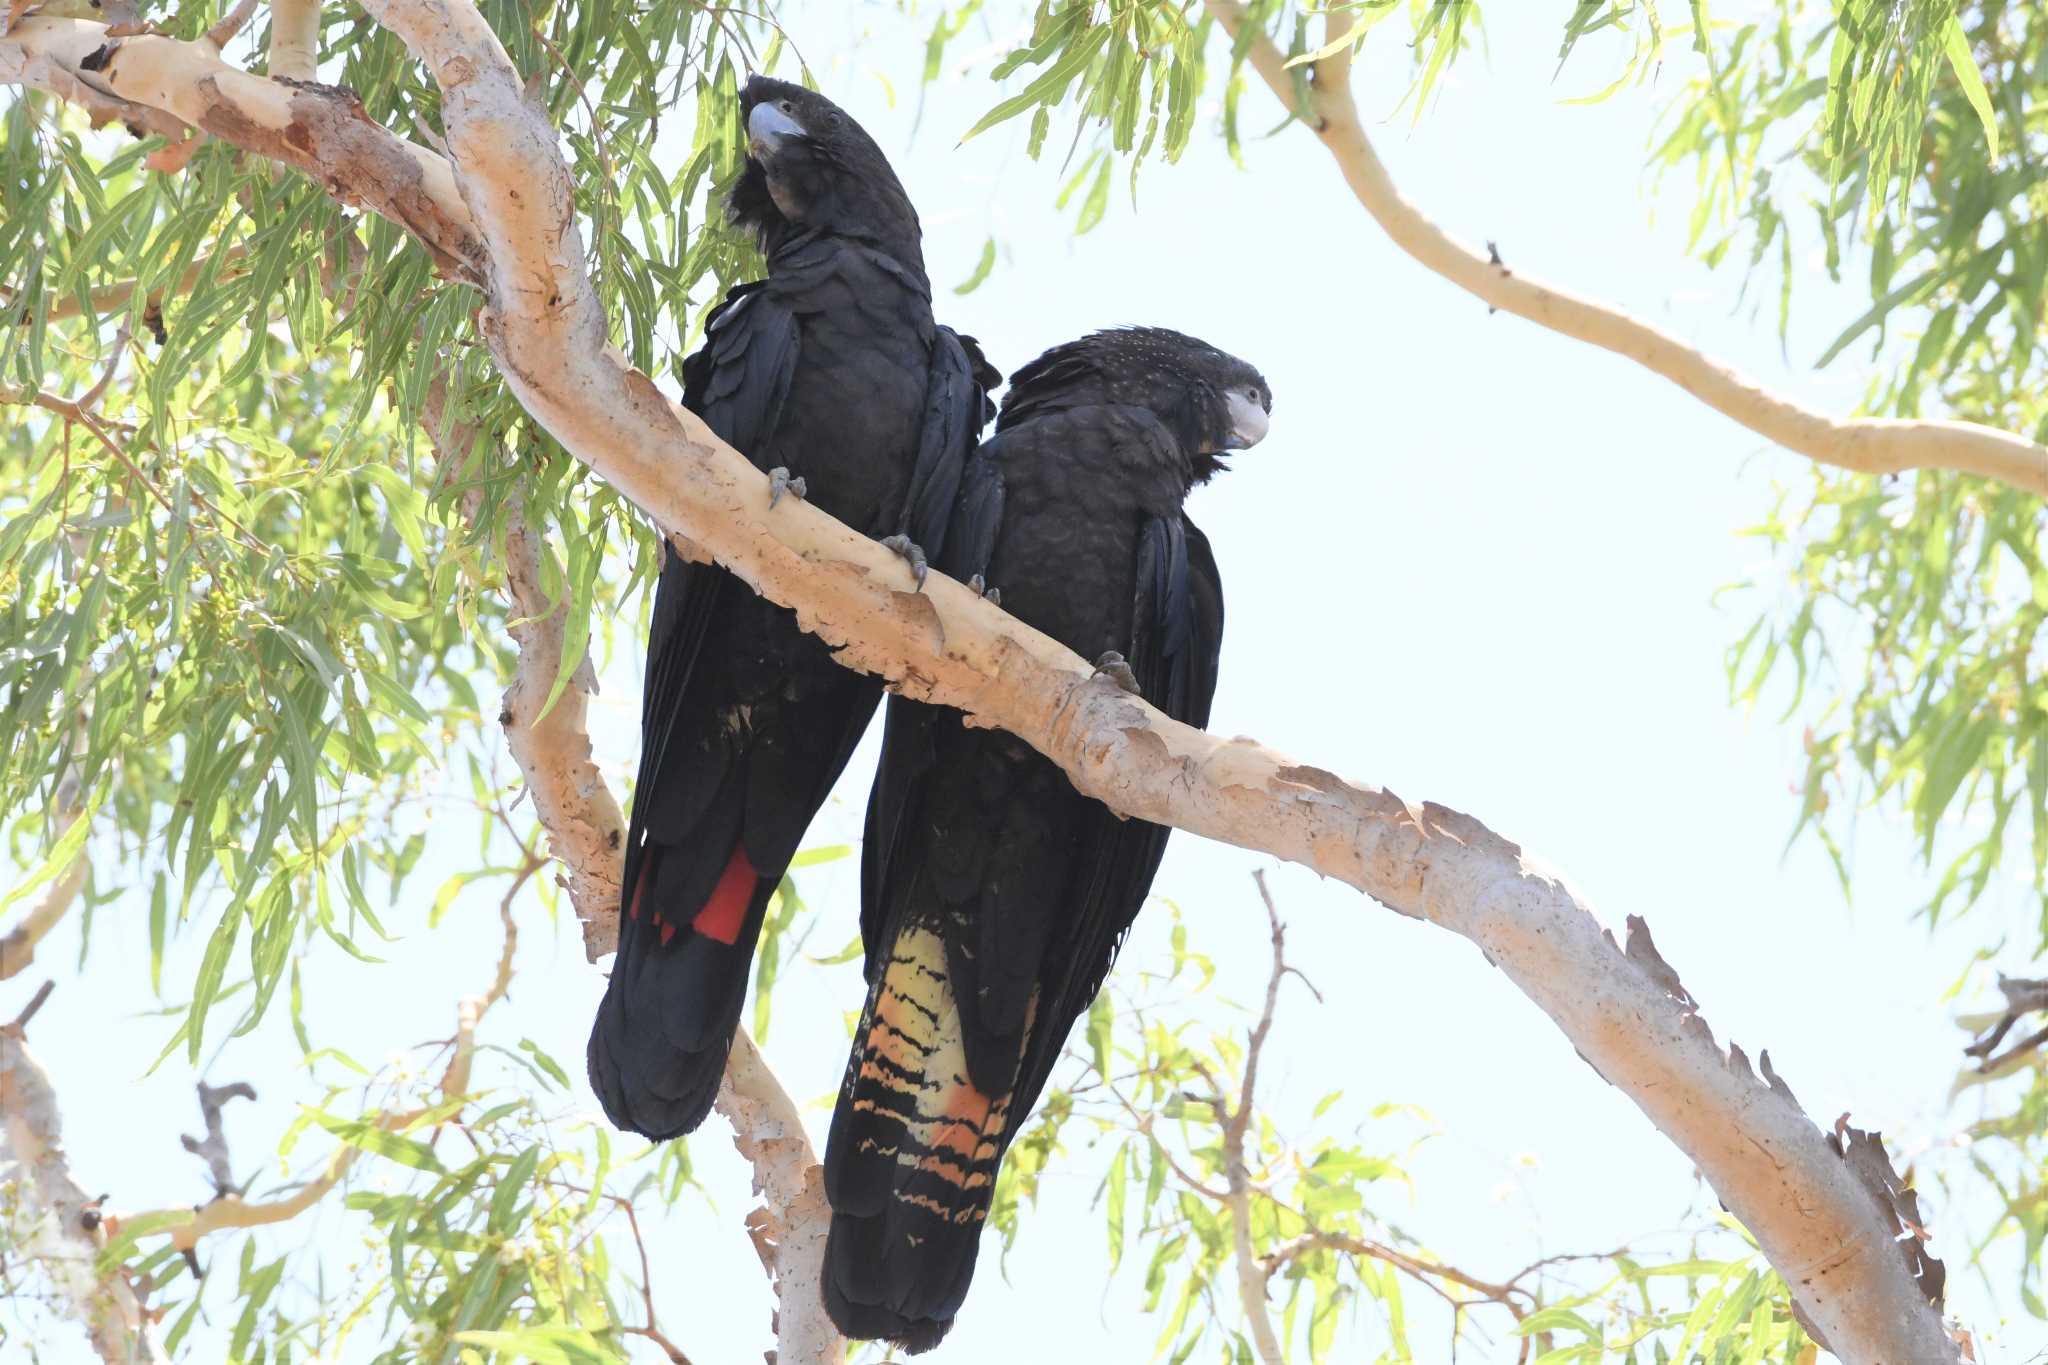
[615,1195,695,1365]
[1964,974,2048,1074]
[179,1081,257,1199]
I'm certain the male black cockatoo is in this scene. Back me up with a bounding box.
[823,328,1272,1350]
[587,76,997,1141]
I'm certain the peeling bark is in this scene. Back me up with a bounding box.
[721,1029,839,1364]
[6,19,482,278]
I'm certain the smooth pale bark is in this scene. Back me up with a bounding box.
[267,0,317,80]
[1,13,1959,1361]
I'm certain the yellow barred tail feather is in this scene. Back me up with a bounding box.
[821,926,1025,1351]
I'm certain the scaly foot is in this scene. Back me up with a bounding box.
[881,534,928,589]
[767,466,807,508]
[1093,651,1140,696]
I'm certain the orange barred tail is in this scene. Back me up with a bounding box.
[821,926,1022,1352]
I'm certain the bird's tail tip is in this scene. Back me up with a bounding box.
[584,842,777,1140]
[822,1207,962,1353]
[584,970,732,1141]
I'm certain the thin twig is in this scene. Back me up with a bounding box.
[1,386,270,559]
[1266,1229,1533,1364]
[1965,974,2048,1068]
[203,0,258,50]
[1225,871,1292,1365]
[1,246,253,323]
[6,979,56,1032]
[0,991,169,1362]
[76,326,128,410]
[617,1196,694,1365]
[177,1080,256,1198]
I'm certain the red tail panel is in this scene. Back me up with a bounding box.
[690,845,758,946]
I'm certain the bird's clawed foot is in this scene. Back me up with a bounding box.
[968,574,1001,609]
[1093,651,1141,696]
[881,534,928,588]
[767,467,807,508]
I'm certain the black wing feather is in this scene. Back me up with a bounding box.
[594,280,809,1140]
[898,327,1001,557]
[858,410,1007,969]
[1007,511,1223,1112]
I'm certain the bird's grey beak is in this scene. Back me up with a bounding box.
[1225,391,1270,449]
[748,102,805,157]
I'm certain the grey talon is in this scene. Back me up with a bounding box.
[1093,650,1141,696]
[968,573,985,596]
[768,467,806,508]
[881,534,928,588]
[984,587,1000,608]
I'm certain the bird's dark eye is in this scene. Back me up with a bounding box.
[778,99,796,115]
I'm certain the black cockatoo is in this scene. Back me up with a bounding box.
[822,327,1272,1350]
[587,76,997,1141]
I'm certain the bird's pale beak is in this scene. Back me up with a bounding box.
[1225,391,1270,449]
[748,102,805,157]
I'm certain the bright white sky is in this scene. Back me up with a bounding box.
[13,3,2045,1362]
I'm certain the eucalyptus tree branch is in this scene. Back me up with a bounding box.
[0,985,169,1364]
[0,22,187,140]
[2,19,483,278]
[719,1026,840,1365]
[1,12,1960,1360]
[266,0,317,79]
[421,380,625,957]
[1200,0,2048,500]
[204,0,260,52]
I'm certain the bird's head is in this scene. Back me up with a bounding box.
[729,76,925,280]
[1000,327,1272,483]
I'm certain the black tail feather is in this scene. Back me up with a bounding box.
[823,1204,978,1354]
[586,847,779,1141]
